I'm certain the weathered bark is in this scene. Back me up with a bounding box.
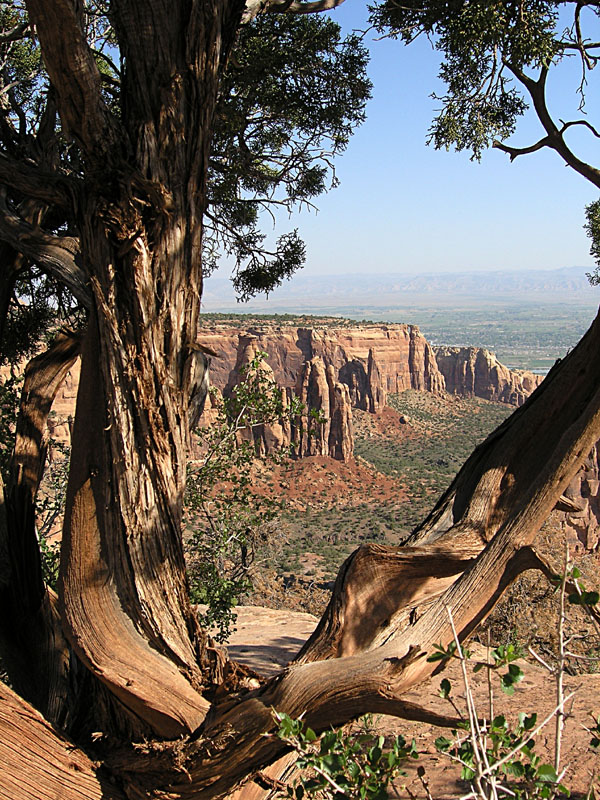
[0,195,89,306]
[0,330,80,723]
[0,681,125,800]
[25,0,246,739]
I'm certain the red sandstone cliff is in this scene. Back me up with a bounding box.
[434,346,543,407]
[220,334,353,462]
[36,320,600,551]
[200,323,446,412]
[293,359,353,461]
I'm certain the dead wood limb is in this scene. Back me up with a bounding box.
[296,543,479,662]
[554,494,583,513]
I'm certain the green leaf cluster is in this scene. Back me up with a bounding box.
[436,681,568,797]
[585,201,600,284]
[371,0,560,159]
[206,13,371,297]
[275,712,417,800]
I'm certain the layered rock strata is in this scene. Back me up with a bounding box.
[27,320,600,549]
[294,359,353,462]
[221,334,353,462]
[434,346,543,407]
[200,323,446,412]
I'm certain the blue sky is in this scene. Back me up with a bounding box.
[214,1,600,280]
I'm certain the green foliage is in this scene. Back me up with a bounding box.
[372,0,600,288]
[585,201,600,285]
[185,351,301,641]
[434,650,569,798]
[589,715,600,750]
[274,712,418,800]
[38,531,60,591]
[556,562,600,608]
[206,13,371,297]
[371,0,559,160]
[0,372,20,483]
[0,6,370,364]
[2,271,83,369]
[428,640,525,695]
[35,441,71,590]
[435,709,567,797]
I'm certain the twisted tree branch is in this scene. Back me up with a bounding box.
[0,192,89,306]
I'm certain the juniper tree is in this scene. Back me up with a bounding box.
[3,2,600,799]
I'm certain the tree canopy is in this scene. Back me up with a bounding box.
[208,13,371,299]
[0,4,370,366]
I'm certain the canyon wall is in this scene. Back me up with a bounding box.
[48,323,543,465]
[434,346,543,407]
[218,334,353,462]
[201,323,445,414]
[41,320,600,549]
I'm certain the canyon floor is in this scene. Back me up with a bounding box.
[226,605,600,799]
[233,387,600,798]
[249,390,512,590]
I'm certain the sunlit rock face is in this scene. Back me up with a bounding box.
[46,321,600,553]
[216,334,353,462]
[434,346,543,407]
[199,322,447,414]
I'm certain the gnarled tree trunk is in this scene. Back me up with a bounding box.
[2,0,600,797]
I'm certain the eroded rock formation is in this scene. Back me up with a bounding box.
[221,334,353,462]
[23,319,600,548]
[293,359,353,461]
[556,443,600,552]
[434,346,543,407]
[200,323,447,411]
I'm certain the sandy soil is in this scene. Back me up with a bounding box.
[227,606,600,798]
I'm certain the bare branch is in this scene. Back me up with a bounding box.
[559,118,600,138]
[492,135,552,161]
[503,62,600,189]
[0,21,29,44]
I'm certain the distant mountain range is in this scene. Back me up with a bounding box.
[201,266,599,312]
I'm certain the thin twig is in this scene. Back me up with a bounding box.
[555,546,568,774]
[480,692,577,779]
[446,605,498,800]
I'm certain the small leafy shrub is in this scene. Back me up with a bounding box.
[185,351,302,641]
[274,712,418,800]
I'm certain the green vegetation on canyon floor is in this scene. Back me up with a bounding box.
[253,391,513,587]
